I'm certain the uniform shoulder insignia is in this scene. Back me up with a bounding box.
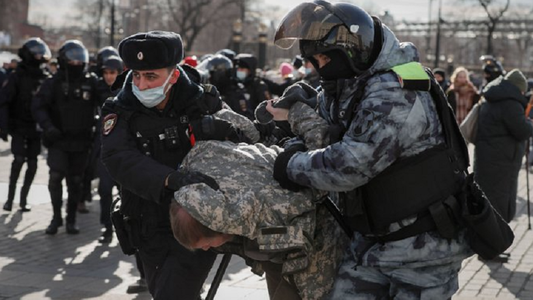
[103,113,118,136]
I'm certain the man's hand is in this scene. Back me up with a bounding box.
[166,170,219,191]
[255,82,318,124]
[273,141,307,192]
[44,127,62,143]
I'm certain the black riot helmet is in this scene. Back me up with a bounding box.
[480,55,505,83]
[274,0,383,77]
[101,55,124,72]
[216,49,236,61]
[18,37,52,67]
[96,46,119,70]
[58,40,89,68]
[58,40,89,80]
[197,54,233,92]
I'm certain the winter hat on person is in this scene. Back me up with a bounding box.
[279,62,293,78]
[504,69,527,93]
[433,68,446,80]
[118,31,183,70]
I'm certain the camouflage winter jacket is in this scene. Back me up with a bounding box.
[174,133,347,299]
[286,24,472,268]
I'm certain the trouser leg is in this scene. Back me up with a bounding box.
[65,175,83,224]
[20,158,37,207]
[48,170,64,222]
[6,155,25,206]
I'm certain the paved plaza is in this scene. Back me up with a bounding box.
[1,140,532,299]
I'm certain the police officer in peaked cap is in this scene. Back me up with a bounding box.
[100,30,244,299]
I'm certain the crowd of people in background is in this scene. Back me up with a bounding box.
[1,0,533,299]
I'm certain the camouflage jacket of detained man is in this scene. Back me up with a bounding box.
[174,103,348,300]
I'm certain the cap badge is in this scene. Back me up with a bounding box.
[137,51,144,60]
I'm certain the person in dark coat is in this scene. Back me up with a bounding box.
[474,69,533,223]
[100,31,244,300]
[32,40,100,235]
[1,38,51,212]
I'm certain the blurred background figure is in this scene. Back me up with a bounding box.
[32,39,100,235]
[433,67,450,92]
[446,66,480,123]
[480,55,505,90]
[0,37,51,212]
[474,69,533,230]
[182,55,198,67]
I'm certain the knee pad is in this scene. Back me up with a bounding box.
[49,171,65,188]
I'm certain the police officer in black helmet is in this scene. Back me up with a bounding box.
[1,37,51,212]
[32,40,100,235]
[100,31,243,299]
[269,1,473,298]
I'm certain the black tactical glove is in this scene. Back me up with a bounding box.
[273,141,307,192]
[166,170,220,192]
[0,129,8,142]
[190,115,243,143]
[254,82,318,124]
[44,127,62,144]
[320,79,338,99]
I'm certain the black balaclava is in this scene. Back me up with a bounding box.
[312,49,357,81]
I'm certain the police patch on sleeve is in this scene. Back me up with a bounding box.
[103,114,118,136]
[352,109,375,136]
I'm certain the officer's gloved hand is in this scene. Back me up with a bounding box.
[0,129,8,142]
[320,79,338,98]
[273,139,307,192]
[254,82,318,124]
[166,170,219,191]
[190,115,244,143]
[44,127,62,143]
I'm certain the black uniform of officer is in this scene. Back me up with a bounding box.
[100,31,231,300]
[0,38,51,212]
[32,40,100,235]
[233,53,272,118]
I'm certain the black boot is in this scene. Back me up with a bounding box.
[19,184,32,212]
[19,158,37,212]
[98,226,113,243]
[4,156,24,212]
[45,218,63,235]
[66,223,80,234]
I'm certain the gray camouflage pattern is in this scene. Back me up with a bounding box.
[174,140,348,299]
[288,102,330,149]
[213,108,260,143]
[285,24,472,298]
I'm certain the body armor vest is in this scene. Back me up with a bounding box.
[340,63,469,240]
[50,74,96,138]
[9,67,48,133]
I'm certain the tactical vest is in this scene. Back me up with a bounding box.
[340,62,469,241]
[11,68,48,125]
[50,74,97,137]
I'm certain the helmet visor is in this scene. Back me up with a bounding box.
[65,47,89,64]
[28,43,52,61]
[274,2,344,49]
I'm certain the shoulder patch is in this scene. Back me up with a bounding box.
[103,113,118,136]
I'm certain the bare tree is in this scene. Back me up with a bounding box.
[477,0,510,55]
[162,0,242,52]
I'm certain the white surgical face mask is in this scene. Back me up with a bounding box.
[236,70,247,81]
[305,67,313,75]
[132,70,174,108]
